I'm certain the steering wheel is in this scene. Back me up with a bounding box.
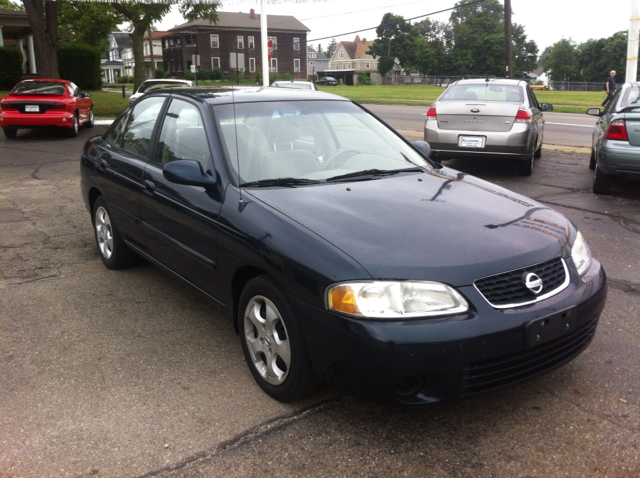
[322,148,362,169]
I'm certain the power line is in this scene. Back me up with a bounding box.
[307,0,484,43]
[300,0,427,22]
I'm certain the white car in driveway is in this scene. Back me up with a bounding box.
[129,79,194,105]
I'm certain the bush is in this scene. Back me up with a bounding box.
[155,68,164,79]
[255,71,262,84]
[269,72,281,84]
[185,71,195,81]
[357,72,373,85]
[282,72,292,81]
[117,75,130,84]
[58,43,102,90]
[212,68,223,80]
[0,46,24,89]
[198,68,213,80]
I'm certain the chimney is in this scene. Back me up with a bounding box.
[362,38,366,43]
[250,9,255,19]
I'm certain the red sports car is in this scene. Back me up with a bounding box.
[0,79,93,138]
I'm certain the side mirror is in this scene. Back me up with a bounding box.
[412,140,431,158]
[586,107,602,117]
[163,160,217,188]
[83,92,92,98]
[540,103,553,112]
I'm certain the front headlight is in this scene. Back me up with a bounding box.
[327,281,469,319]
[571,231,592,276]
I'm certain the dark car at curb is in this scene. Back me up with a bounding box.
[587,82,640,194]
[315,76,339,86]
[80,86,607,406]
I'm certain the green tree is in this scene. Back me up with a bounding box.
[541,39,581,81]
[367,13,420,79]
[414,19,449,76]
[324,38,337,59]
[58,1,124,50]
[0,0,23,10]
[111,2,219,91]
[511,23,538,78]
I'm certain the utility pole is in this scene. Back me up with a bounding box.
[504,0,512,79]
[626,0,639,82]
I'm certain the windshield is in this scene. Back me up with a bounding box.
[11,81,66,95]
[214,100,430,185]
[439,83,523,102]
[273,83,313,90]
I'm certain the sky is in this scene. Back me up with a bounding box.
[155,0,632,55]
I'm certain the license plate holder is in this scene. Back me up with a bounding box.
[25,105,39,112]
[459,136,485,148]
[525,306,578,348]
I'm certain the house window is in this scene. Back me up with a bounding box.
[339,52,344,58]
[237,36,244,49]
[210,34,219,48]
[249,57,256,73]
[293,38,300,51]
[270,58,278,72]
[309,53,316,58]
[294,59,300,73]
[248,36,255,49]
[268,36,277,50]
[211,57,220,69]
[177,61,183,71]
[366,62,370,68]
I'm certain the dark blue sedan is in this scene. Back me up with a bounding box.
[80,87,607,405]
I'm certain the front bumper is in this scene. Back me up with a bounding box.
[598,139,640,177]
[0,111,75,129]
[293,259,607,405]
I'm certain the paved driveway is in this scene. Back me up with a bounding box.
[1,126,638,477]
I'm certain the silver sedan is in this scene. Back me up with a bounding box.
[424,78,553,175]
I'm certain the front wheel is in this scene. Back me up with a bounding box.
[239,275,319,402]
[92,197,138,269]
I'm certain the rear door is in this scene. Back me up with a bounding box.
[96,95,167,249]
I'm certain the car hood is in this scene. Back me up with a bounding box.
[245,167,574,286]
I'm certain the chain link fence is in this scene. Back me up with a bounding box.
[387,75,608,92]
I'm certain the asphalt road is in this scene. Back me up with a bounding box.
[1,125,639,478]
[365,104,597,149]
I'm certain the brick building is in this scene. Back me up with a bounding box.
[161,10,309,80]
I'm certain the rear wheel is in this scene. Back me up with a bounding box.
[593,165,613,194]
[67,113,79,137]
[2,127,17,139]
[518,147,535,176]
[92,197,138,269]
[239,275,319,402]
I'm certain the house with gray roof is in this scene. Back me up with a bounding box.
[307,45,329,78]
[161,9,309,80]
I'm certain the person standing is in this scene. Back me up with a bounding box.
[602,70,617,106]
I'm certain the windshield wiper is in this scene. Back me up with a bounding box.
[326,167,422,182]
[240,177,321,188]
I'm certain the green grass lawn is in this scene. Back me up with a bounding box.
[1,85,606,118]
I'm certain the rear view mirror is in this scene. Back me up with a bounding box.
[541,103,553,112]
[163,160,217,188]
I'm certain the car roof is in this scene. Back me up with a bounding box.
[146,85,347,105]
[452,78,527,87]
[141,79,191,84]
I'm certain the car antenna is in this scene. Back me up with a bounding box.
[231,87,247,212]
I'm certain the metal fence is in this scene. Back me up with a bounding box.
[388,75,608,92]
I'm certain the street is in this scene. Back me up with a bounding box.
[0,117,638,477]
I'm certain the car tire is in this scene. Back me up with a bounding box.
[85,108,94,128]
[518,148,535,176]
[239,275,320,402]
[589,148,596,170]
[2,127,17,139]
[92,197,138,269]
[534,136,542,159]
[593,165,613,194]
[68,113,79,137]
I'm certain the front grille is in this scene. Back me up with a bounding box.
[474,257,568,308]
[462,316,598,396]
